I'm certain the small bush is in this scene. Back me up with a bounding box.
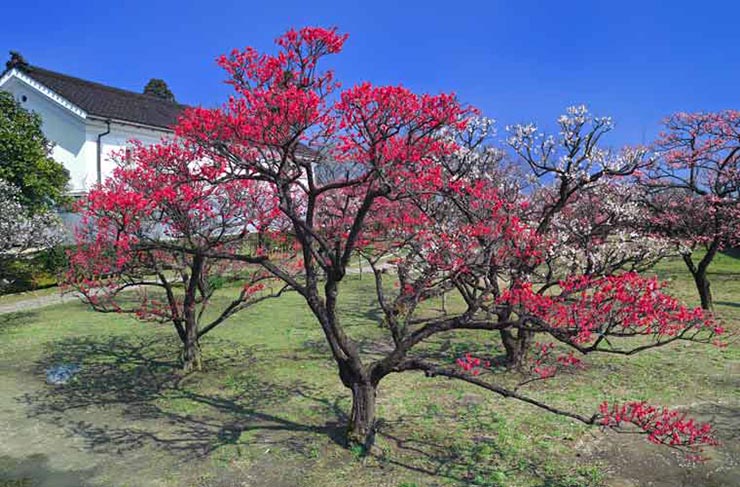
[0,245,70,294]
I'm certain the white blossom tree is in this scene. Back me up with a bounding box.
[0,179,62,291]
[493,106,665,365]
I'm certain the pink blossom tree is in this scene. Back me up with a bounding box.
[121,27,723,454]
[641,111,740,309]
[66,142,293,371]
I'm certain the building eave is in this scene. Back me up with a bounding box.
[0,68,88,119]
[87,115,175,134]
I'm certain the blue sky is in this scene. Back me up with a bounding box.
[2,0,738,147]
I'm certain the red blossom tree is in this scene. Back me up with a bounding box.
[66,142,294,371]
[640,111,740,309]
[120,26,722,454]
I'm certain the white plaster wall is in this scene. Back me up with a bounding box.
[83,119,169,190]
[1,77,88,192]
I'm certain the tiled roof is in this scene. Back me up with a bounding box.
[21,65,187,130]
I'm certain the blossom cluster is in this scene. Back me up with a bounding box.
[456,353,490,376]
[599,401,717,451]
[500,273,720,344]
[526,342,583,379]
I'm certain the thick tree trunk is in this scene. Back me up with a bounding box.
[319,276,379,451]
[181,253,204,372]
[500,328,533,369]
[346,379,377,452]
[682,250,716,311]
[182,321,202,372]
[693,271,714,311]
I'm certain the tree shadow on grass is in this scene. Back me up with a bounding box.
[21,335,348,461]
[20,335,604,486]
[301,336,395,363]
[720,248,740,259]
[338,304,384,328]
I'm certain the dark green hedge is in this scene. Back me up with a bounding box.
[0,245,70,294]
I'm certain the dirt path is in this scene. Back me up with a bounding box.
[0,291,77,315]
[0,260,396,316]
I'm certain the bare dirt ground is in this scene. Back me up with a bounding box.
[585,401,739,486]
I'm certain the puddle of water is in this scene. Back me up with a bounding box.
[44,364,81,385]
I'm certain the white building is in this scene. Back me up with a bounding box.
[0,61,185,195]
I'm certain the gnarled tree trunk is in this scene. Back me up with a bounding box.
[682,244,719,311]
[320,276,381,451]
[182,323,202,372]
[500,328,534,369]
[181,253,204,372]
[693,271,713,311]
[347,378,377,451]
[172,316,203,372]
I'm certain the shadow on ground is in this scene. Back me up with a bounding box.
[21,335,350,462]
[17,334,587,486]
[0,454,95,487]
[19,334,737,487]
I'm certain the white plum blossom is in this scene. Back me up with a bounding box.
[544,182,673,277]
[0,179,62,289]
[557,104,613,138]
[465,116,497,139]
[444,116,507,178]
[507,106,647,181]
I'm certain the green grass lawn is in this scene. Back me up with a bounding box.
[0,252,738,487]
